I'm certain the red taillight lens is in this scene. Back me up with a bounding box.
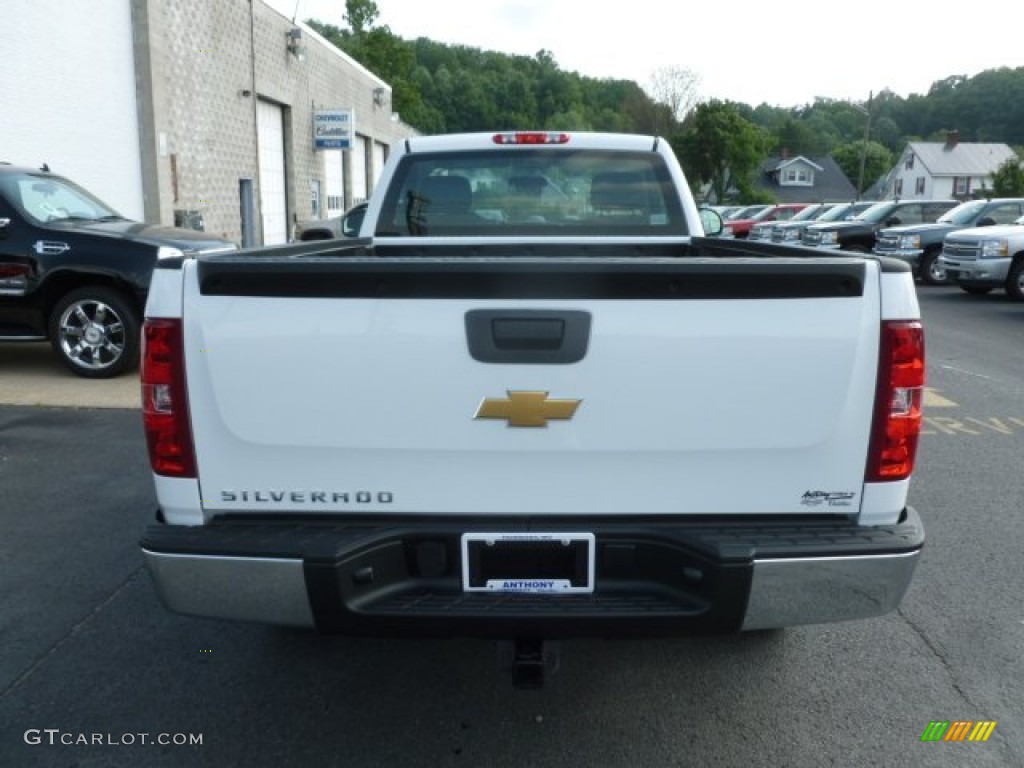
[0,262,30,293]
[141,318,196,478]
[0,263,31,278]
[866,320,925,482]
[492,132,570,145]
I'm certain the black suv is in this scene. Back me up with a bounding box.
[873,197,1024,285]
[0,163,236,377]
[802,199,957,254]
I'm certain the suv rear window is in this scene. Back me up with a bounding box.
[374,149,686,238]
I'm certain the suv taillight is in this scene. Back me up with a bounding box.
[866,320,924,482]
[141,318,196,478]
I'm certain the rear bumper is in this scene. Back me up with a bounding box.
[141,508,924,637]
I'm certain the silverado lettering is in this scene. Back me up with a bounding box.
[220,490,394,504]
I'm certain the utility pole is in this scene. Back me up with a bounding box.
[856,91,874,200]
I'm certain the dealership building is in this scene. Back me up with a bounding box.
[4,0,418,246]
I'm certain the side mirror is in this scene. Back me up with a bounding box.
[341,205,367,237]
[699,208,723,236]
[885,216,902,227]
[976,216,997,227]
[0,217,10,240]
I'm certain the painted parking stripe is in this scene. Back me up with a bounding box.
[921,416,1024,436]
[923,388,958,408]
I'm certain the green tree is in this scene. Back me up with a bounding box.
[772,116,828,156]
[343,0,379,36]
[832,140,894,195]
[672,101,769,203]
[992,154,1024,196]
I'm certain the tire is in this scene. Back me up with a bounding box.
[1005,260,1024,301]
[918,248,949,286]
[959,285,993,296]
[48,286,141,378]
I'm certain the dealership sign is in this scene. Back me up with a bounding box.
[313,109,354,150]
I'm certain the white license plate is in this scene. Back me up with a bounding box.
[460,532,595,594]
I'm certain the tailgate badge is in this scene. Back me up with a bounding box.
[475,391,581,427]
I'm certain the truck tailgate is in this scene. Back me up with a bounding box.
[183,256,879,517]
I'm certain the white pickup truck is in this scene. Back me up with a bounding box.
[139,131,925,684]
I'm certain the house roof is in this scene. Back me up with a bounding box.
[757,155,858,203]
[908,142,1016,177]
[771,156,824,172]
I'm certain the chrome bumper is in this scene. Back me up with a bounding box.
[741,550,920,630]
[142,508,923,635]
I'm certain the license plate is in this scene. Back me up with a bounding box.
[460,532,595,594]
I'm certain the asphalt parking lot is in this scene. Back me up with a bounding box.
[2,290,1023,766]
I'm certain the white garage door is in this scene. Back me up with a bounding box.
[351,135,368,204]
[257,100,288,245]
[323,149,345,217]
[2,3,144,219]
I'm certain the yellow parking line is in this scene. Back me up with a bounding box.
[923,388,958,408]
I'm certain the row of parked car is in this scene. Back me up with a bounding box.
[709,198,1024,300]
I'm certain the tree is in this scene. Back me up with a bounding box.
[344,0,379,36]
[646,66,700,132]
[672,101,769,203]
[992,154,1024,196]
[772,116,828,156]
[832,140,894,196]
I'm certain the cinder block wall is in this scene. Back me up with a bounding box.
[137,0,417,244]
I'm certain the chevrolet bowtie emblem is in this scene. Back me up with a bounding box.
[475,391,582,427]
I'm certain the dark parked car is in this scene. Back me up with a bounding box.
[0,163,236,377]
[770,201,874,243]
[295,201,368,240]
[802,199,957,253]
[873,197,1024,285]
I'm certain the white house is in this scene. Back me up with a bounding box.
[887,132,1016,200]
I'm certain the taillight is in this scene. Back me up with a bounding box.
[866,320,924,482]
[0,262,30,295]
[492,132,570,145]
[141,318,196,478]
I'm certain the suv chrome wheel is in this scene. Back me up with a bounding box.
[49,287,140,378]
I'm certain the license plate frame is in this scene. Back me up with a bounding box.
[460,532,595,594]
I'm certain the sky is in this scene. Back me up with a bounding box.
[267,0,1024,109]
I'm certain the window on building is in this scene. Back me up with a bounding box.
[954,177,969,195]
[797,170,808,182]
[895,179,903,196]
[915,177,926,195]
[786,170,797,182]
[905,155,915,170]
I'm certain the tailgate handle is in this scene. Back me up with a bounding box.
[465,309,590,364]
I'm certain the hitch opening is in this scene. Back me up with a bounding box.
[498,638,560,689]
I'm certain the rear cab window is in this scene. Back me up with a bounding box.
[373,149,687,238]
